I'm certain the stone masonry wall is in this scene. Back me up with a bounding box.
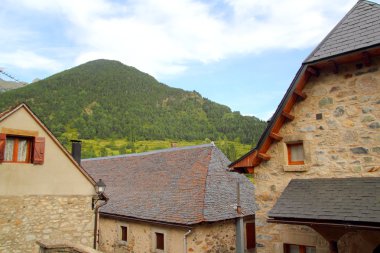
[187,220,237,253]
[0,196,95,253]
[253,56,380,253]
[99,216,187,253]
[99,216,239,253]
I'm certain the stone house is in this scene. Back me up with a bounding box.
[229,1,380,253]
[0,103,101,252]
[82,144,256,253]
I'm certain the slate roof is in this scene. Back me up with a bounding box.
[82,144,256,225]
[305,0,380,63]
[268,178,380,224]
[230,0,380,170]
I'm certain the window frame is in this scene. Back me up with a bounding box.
[3,135,33,163]
[155,232,164,251]
[0,131,45,165]
[287,142,305,165]
[284,243,316,253]
[121,225,128,242]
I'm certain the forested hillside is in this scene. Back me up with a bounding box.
[0,59,266,157]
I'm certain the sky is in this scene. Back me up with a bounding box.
[1,0,378,120]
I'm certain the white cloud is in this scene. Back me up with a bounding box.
[0,0,362,77]
[0,50,62,71]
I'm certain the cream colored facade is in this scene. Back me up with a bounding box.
[0,105,96,252]
[253,56,380,253]
[98,216,255,253]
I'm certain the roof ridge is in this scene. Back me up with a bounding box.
[303,0,363,63]
[201,146,215,222]
[0,103,26,121]
[302,0,380,65]
[82,143,214,161]
[362,0,380,6]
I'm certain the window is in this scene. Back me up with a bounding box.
[284,244,316,253]
[246,222,256,249]
[4,136,32,162]
[155,232,164,250]
[0,133,45,164]
[121,226,128,242]
[287,142,305,165]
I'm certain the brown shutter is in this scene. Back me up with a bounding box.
[33,137,45,164]
[0,133,5,162]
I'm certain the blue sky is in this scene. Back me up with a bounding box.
[1,0,378,120]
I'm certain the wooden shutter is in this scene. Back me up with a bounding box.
[33,137,45,164]
[246,222,256,249]
[0,133,5,162]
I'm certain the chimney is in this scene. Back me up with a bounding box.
[71,140,82,165]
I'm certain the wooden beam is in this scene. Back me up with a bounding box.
[293,89,307,100]
[328,60,339,74]
[257,152,271,161]
[246,168,254,174]
[306,66,320,77]
[1,127,38,137]
[269,132,283,141]
[362,51,371,66]
[281,111,295,121]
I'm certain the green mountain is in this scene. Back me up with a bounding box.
[0,59,266,147]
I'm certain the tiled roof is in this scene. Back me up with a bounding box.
[268,178,380,224]
[305,0,380,63]
[230,0,380,170]
[82,144,256,225]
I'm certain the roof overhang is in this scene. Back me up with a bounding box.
[267,217,380,231]
[100,212,194,229]
[100,212,256,229]
[229,45,380,172]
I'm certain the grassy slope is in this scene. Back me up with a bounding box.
[69,138,251,160]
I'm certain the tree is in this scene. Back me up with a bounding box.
[100,147,107,157]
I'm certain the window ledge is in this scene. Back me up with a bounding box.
[117,241,128,246]
[283,164,308,172]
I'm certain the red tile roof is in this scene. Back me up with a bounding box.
[82,144,256,225]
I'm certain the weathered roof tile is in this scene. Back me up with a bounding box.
[305,0,380,63]
[268,177,380,224]
[83,144,256,225]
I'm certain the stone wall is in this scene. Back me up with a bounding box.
[0,196,95,253]
[187,220,237,253]
[37,239,103,253]
[253,56,380,253]
[99,216,240,253]
[99,216,187,253]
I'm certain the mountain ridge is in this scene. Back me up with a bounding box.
[0,59,266,146]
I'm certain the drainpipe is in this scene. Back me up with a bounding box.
[236,181,244,253]
[183,229,192,253]
[93,195,108,249]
